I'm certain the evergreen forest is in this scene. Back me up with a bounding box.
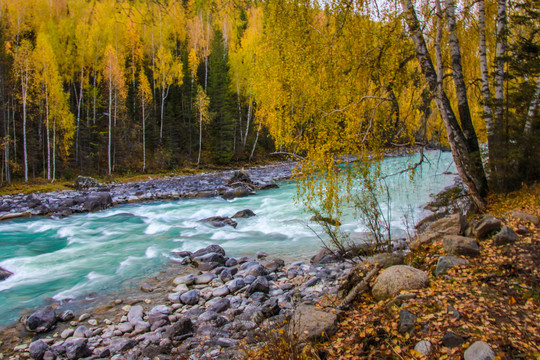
[0,0,538,200]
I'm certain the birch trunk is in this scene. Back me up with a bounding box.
[45,87,51,180]
[108,70,112,176]
[435,0,443,86]
[244,97,252,147]
[21,66,28,182]
[524,76,540,135]
[478,0,493,137]
[493,0,506,124]
[401,0,488,209]
[250,119,262,162]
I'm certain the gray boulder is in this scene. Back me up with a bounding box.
[510,211,539,225]
[364,253,404,268]
[289,305,338,341]
[64,338,91,360]
[74,176,101,190]
[128,305,144,325]
[107,338,137,354]
[193,244,226,257]
[231,209,256,218]
[198,216,238,228]
[372,265,429,300]
[414,340,432,356]
[29,340,49,360]
[464,341,495,360]
[443,235,480,257]
[399,309,417,334]
[165,317,194,339]
[435,255,470,276]
[410,213,468,250]
[222,188,254,200]
[246,276,270,295]
[24,306,57,333]
[0,266,13,281]
[493,226,519,245]
[227,170,253,185]
[470,214,502,238]
[180,289,201,305]
[82,192,112,212]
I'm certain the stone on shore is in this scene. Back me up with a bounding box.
[180,289,201,305]
[364,253,404,268]
[82,192,112,212]
[435,255,470,276]
[29,340,49,360]
[470,214,502,238]
[24,306,57,333]
[510,211,539,225]
[493,226,519,245]
[289,305,338,342]
[372,265,429,301]
[410,213,467,250]
[64,338,92,360]
[464,341,496,360]
[443,235,480,257]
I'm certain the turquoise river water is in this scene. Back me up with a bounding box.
[0,151,456,325]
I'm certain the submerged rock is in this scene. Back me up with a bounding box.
[0,266,13,281]
[199,216,238,228]
[231,209,256,218]
[23,306,57,333]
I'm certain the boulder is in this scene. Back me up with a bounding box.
[165,317,194,339]
[311,248,340,264]
[289,305,338,341]
[443,235,480,257]
[180,289,200,305]
[29,340,49,360]
[195,273,217,284]
[464,341,495,360]
[195,252,226,264]
[372,265,429,301]
[435,255,470,276]
[24,306,57,333]
[64,338,92,360]
[193,244,226,257]
[414,340,432,356]
[493,226,519,246]
[364,253,404,268]
[208,298,230,313]
[510,211,539,225]
[198,216,238,228]
[410,213,468,250]
[441,331,465,348]
[128,305,144,325]
[222,188,254,200]
[399,309,417,334]
[231,209,256,218]
[246,276,270,295]
[0,266,13,281]
[73,176,102,190]
[470,214,502,238]
[227,170,253,185]
[82,192,112,212]
[107,338,137,355]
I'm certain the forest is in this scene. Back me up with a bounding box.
[0,0,538,197]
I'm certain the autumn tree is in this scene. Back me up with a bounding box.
[194,85,210,166]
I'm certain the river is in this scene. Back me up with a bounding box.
[0,150,456,325]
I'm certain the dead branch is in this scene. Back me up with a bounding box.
[268,152,304,160]
[338,264,382,310]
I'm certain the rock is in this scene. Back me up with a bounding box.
[244,264,266,277]
[399,309,417,334]
[133,320,151,334]
[225,258,238,267]
[435,255,470,276]
[364,253,404,268]
[78,313,90,322]
[516,226,529,235]
[199,216,238,228]
[464,341,495,360]
[180,289,200,305]
[493,226,519,245]
[64,338,91,359]
[43,351,56,360]
[443,235,480,257]
[29,340,49,360]
[410,213,468,250]
[442,331,465,348]
[246,277,270,295]
[128,305,144,325]
[289,305,338,341]
[231,209,256,219]
[213,286,230,297]
[24,306,57,333]
[372,266,429,300]
[510,211,540,225]
[470,214,502,238]
[311,248,339,264]
[263,258,285,272]
[173,274,196,286]
[87,319,97,326]
[193,244,226,257]
[195,273,217,284]
[195,252,226,264]
[414,340,432,356]
[107,338,137,354]
[74,176,101,190]
[82,192,112,212]
[208,298,231,313]
[198,310,218,323]
[165,318,194,339]
[118,322,133,333]
[227,278,245,293]
[447,304,460,319]
[73,325,87,338]
[222,188,254,200]
[0,266,13,281]
[227,170,253,185]
[58,310,74,322]
[61,328,75,339]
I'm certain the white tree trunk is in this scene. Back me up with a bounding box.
[493,0,506,123]
[478,0,493,137]
[46,88,51,181]
[244,97,252,147]
[21,68,28,182]
[524,76,540,135]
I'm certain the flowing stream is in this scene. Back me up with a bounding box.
[0,151,456,325]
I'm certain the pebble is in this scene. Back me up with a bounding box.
[78,313,91,322]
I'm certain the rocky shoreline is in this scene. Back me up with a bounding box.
[0,161,296,221]
[0,242,357,360]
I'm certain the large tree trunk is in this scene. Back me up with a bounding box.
[401,0,488,210]
[478,0,494,138]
